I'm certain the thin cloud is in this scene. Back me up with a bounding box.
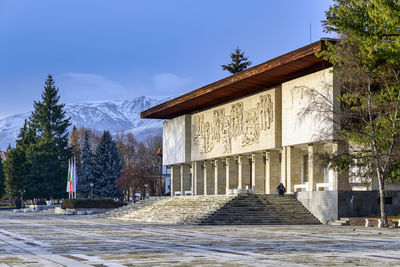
[152,73,192,95]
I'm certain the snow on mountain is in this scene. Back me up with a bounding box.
[0,96,169,150]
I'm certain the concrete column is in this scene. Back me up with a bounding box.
[181,164,191,194]
[225,158,230,194]
[331,142,350,191]
[281,147,287,187]
[308,144,324,192]
[237,156,243,190]
[308,145,315,192]
[203,161,208,195]
[203,161,214,195]
[226,157,238,194]
[265,151,281,194]
[191,162,196,195]
[193,161,204,195]
[171,165,181,196]
[251,153,265,193]
[286,147,302,193]
[190,161,197,196]
[170,165,174,196]
[214,159,219,195]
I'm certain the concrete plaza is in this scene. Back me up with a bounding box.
[0,210,399,266]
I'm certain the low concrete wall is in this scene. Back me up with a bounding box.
[296,190,400,224]
[296,191,338,224]
[338,191,400,218]
[27,205,60,211]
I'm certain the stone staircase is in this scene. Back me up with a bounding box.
[199,194,320,225]
[106,194,320,225]
[100,197,165,219]
[110,195,235,224]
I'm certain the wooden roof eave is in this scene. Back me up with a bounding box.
[141,40,330,119]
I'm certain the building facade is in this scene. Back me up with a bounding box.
[142,40,400,222]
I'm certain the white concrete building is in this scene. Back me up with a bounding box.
[142,40,346,197]
[141,40,400,222]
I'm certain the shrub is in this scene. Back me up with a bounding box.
[61,198,126,209]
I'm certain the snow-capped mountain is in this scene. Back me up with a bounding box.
[0,96,168,150]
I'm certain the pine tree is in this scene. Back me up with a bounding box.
[77,131,94,198]
[0,159,5,199]
[3,149,25,198]
[221,47,252,74]
[4,120,33,198]
[92,131,123,198]
[24,75,71,199]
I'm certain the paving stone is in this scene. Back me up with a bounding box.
[1,209,400,266]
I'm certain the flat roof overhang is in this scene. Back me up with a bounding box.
[141,40,332,119]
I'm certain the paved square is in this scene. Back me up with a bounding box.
[0,210,399,266]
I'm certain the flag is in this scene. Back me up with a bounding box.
[73,157,78,193]
[66,158,71,193]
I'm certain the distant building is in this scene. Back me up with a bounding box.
[0,151,7,162]
[156,147,171,195]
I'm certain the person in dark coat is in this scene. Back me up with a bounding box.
[276,183,286,196]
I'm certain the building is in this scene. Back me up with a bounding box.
[141,40,400,223]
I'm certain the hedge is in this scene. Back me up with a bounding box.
[61,198,126,209]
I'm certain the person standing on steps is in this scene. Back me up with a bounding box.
[276,183,286,196]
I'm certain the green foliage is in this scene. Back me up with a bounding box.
[221,47,252,74]
[0,160,5,199]
[61,198,126,209]
[77,131,95,198]
[319,0,400,181]
[5,75,72,200]
[3,148,26,198]
[315,0,400,226]
[92,131,123,198]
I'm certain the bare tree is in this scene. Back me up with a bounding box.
[300,38,400,227]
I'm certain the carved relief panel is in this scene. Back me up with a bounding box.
[192,88,278,160]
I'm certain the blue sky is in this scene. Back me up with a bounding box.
[0,0,333,119]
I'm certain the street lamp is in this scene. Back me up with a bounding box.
[90,182,94,199]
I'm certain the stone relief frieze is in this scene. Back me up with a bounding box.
[193,93,274,154]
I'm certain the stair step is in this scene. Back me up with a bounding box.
[103,194,320,225]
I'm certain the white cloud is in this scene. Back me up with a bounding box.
[152,73,192,94]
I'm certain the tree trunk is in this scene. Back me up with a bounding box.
[377,171,389,227]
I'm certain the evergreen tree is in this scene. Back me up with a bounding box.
[92,131,122,198]
[77,131,94,198]
[306,0,400,227]
[4,120,33,198]
[0,159,5,199]
[221,47,252,74]
[24,75,71,199]
[3,149,25,198]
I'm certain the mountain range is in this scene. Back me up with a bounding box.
[0,96,167,150]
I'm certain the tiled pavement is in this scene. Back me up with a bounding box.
[0,210,399,266]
